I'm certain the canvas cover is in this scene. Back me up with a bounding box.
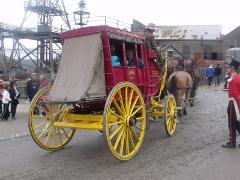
[49,33,106,102]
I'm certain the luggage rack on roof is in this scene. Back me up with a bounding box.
[71,16,132,31]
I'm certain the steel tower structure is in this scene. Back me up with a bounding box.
[0,0,71,78]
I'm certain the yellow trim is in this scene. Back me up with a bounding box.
[54,122,103,130]
[150,111,164,118]
[156,57,168,99]
[175,107,183,111]
[66,114,103,122]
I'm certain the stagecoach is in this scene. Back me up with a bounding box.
[28,25,178,161]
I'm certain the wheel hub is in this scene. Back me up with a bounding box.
[124,115,137,126]
[129,116,137,126]
[169,110,175,119]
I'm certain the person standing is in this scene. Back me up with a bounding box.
[223,72,231,90]
[222,60,240,148]
[8,81,20,120]
[214,64,222,86]
[39,74,48,88]
[206,64,215,88]
[0,80,3,115]
[1,85,11,121]
[176,59,185,71]
[26,73,40,101]
[144,27,157,51]
[9,75,17,85]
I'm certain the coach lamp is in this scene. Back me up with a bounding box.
[74,0,90,26]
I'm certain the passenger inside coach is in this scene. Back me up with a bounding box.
[110,43,121,67]
[126,49,144,69]
[126,49,136,67]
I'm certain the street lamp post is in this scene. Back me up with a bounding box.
[73,0,90,27]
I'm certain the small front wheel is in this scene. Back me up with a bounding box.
[164,94,177,137]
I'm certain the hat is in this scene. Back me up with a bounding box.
[144,27,155,33]
[40,74,46,80]
[229,60,240,70]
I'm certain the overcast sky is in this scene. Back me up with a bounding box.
[0,0,239,34]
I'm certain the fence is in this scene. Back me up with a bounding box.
[72,16,132,31]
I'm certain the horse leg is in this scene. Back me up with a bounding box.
[183,88,191,115]
[183,107,187,115]
[177,89,185,117]
[189,87,196,107]
[177,110,182,117]
[189,76,197,106]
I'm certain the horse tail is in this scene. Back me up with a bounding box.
[169,74,178,99]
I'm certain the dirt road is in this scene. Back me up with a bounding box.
[0,86,240,180]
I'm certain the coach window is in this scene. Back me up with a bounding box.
[110,39,124,67]
[125,42,136,67]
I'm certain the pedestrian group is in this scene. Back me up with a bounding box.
[0,73,48,121]
[0,76,20,121]
[205,64,222,88]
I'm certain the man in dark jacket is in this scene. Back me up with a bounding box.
[144,27,157,51]
[26,73,40,101]
[214,64,222,86]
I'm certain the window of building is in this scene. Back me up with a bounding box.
[203,45,212,59]
[182,45,190,58]
[211,52,218,60]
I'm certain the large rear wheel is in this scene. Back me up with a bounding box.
[103,82,146,161]
[28,86,75,151]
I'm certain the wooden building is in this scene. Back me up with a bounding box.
[153,25,223,61]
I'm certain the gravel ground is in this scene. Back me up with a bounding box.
[0,85,240,180]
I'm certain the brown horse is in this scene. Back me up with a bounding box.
[185,59,200,106]
[167,71,193,116]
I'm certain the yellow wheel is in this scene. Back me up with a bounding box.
[28,86,75,151]
[164,94,177,137]
[103,82,146,161]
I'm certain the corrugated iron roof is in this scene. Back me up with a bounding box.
[154,25,221,40]
[224,26,240,38]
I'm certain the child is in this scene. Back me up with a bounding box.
[1,85,11,121]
